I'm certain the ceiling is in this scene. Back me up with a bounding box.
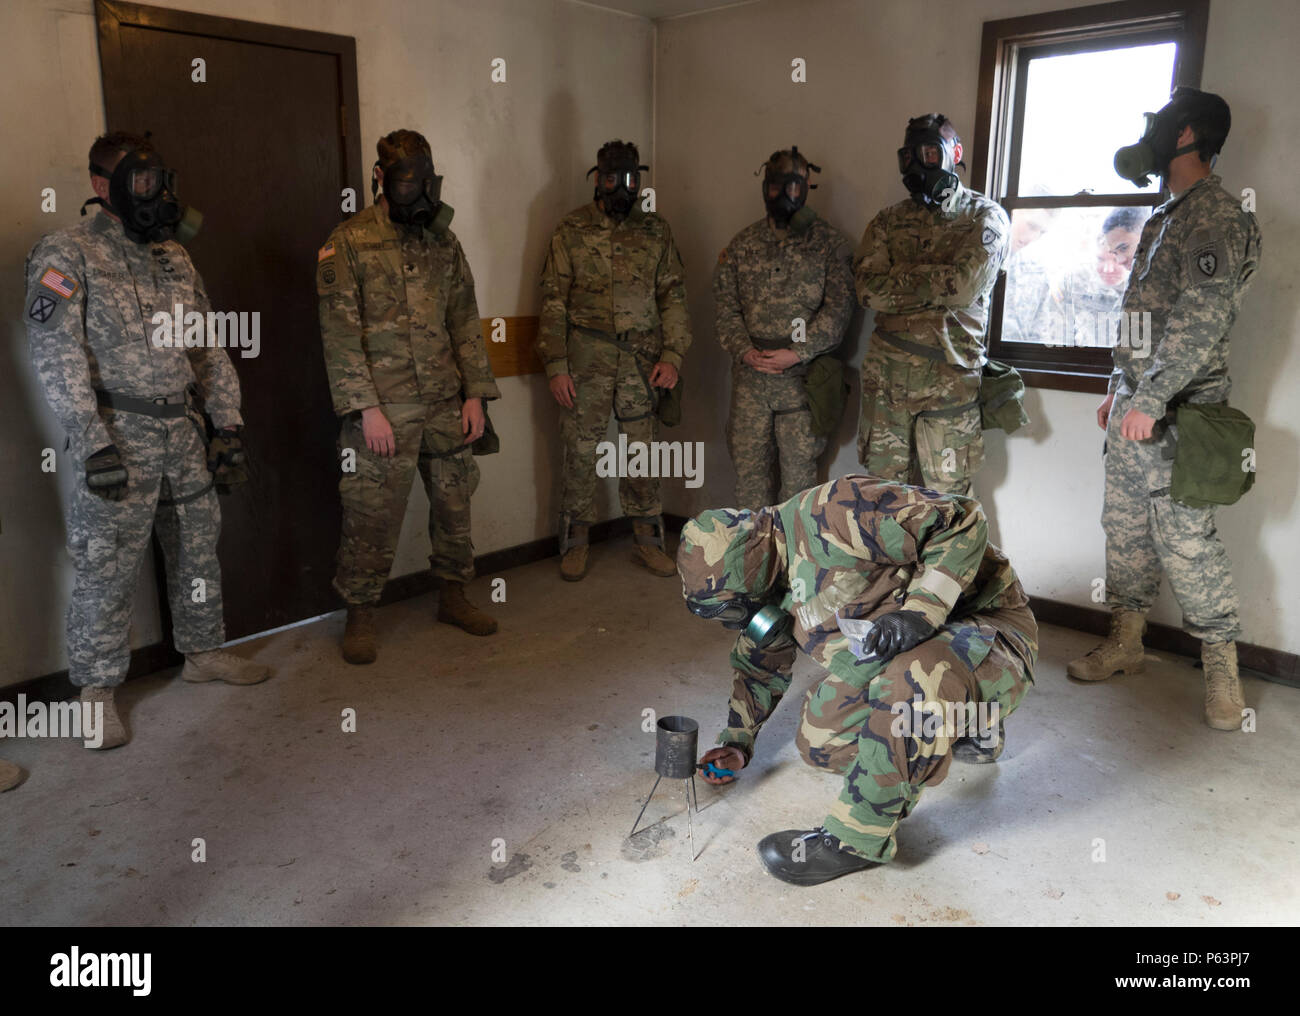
[577,0,758,21]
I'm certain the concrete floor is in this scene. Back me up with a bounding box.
[2,536,1297,926]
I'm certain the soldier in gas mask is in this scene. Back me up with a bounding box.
[24,132,268,750]
[317,130,501,664]
[854,114,1011,496]
[537,140,692,581]
[713,147,854,509]
[678,476,1037,885]
[1069,88,1262,732]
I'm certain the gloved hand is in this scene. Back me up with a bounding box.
[861,610,934,663]
[207,426,248,492]
[86,445,128,501]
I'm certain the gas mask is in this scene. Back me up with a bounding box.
[761,146,820,229]
[81,147,202,245]
[588,148,647,220]
[686,592,794,648]
[898,114,962,207]
[377,153,452,231]
[1113,88,1226,188]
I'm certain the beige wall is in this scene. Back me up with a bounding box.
[0,0,653,684]
[656,0,1300,656]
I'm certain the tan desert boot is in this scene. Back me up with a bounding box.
[1203,640,1246,731]
[0,759,24,792]
[341,606,377,665]
[560,523,590,581]
[1067,608,1146,681]
[631,520,676,577]
[181,648,272,685]
[80,685,129,750]
[437,581,498,636]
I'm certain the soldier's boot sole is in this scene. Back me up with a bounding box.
[560,544,589,582]
[0,759,25,792]
[631,544,676,577]
[80,686,129,750]
[342,607,378,665]
[437,582,499,637]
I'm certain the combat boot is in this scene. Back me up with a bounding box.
[80,685,128,750]
[437,580,498,636]
[1203,640,1246,731]
[181,648,272,685]
[1067,608,1146,682]
[0,759,24,792]
[560,523,590,582]
[341,606,377,665]
[631,518,676,577]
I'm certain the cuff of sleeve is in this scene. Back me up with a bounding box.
[211,411,243,430]
[900,595,950,631]
[338,392,382,415]
[463,382,500,401]
[716,732,754,767]
[657,350,683,370]
[544,358,569,379]
[1130,392,1167,421]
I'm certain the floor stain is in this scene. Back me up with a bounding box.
[622,823,677,862]
[487,852,533,884]
[560,851,581,873]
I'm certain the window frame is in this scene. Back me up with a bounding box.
[971,0,1210,394]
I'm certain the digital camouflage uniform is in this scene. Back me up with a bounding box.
[678,476,1037,862]
[1001,243,1053,344]
[317,203,500,606]
[537,201,692,527]
[1103,175,1261,642]
[854,185,1010,495]
[713,214,854,508]
[1046,263,1126,349]
[25,212,241,687]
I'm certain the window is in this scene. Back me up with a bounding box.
[971,0,1210,393]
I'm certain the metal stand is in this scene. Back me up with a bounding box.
[629,773,700,861]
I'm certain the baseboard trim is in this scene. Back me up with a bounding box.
[6,515,691,702]
[15,530,1293,702]
[1029,596,1299,688]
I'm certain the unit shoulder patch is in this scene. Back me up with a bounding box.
[1187,228,1227,284]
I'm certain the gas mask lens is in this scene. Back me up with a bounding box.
[603,170,638,193]
[128,167,163,199]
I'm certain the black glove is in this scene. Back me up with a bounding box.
[86,444,128,501]
[862,610,934,663]
[207,426,248,492]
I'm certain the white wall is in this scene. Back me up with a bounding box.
[655,0,1300,656]
[1,0,653,685]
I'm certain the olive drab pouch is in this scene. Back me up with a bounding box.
[656,376,683,427]
[1170,402,1255,508]
[979,359,1029,433]
[803,354,849,438]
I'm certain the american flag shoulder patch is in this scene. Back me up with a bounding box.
[40,267,78,299]
[318,242,335,262]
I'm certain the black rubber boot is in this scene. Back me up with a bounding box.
[757,826,879,886]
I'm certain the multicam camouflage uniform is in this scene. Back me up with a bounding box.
[317,203,500,605]
[854,185,1010,495]
[678,476,1037,862]
[537,201,691,530]
[713,213,854,508]
[1103,175,1261,641]
[25,212,240,687]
